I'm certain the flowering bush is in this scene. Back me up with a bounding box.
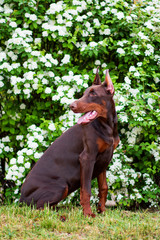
[0,0,160,207]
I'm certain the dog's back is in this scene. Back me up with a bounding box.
[20,124,83,205]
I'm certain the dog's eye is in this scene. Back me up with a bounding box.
[89,89,97,96]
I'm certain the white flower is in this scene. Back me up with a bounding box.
[61,54,70,64]
[25,13,30,18]
[26,149,33,155]
[66,21,72,27]
[35,38,41,44]
[67,88,74,98]
[137,62,142,67]
[103,28,111,35]
[132,44,138,49]
[24,83,30,88]
[45,62,52,67]
[52,59,58,65]
[145,6,155,12]
[130,179,135,186]
[29,14,37,21]
[144,50,150,56]
[14,189,19,194]
[117,194,123,201]
[116,12,124,20]
[16,172,24,178]
[129,88,139,97]
[124,77,131,84]
[31,51,40,57]
[154,77,160,83]
[24,71,34,80]
[28,124,37,131]
[0,19,5,23]
[4,4,13,14]
[25,162,31,169]
[111,9,117,14]
[102,63,107,68]
[129,66,136,72]
[28,136,35,142]
[116,106,124,112]
[117,41,123,46]
[42,31,48,37]
[134,51,140,55]
[134,71,140,77]
[130,194,135,200]
[119,114,128,122]
[9,22,17,28]
[20,103,26,109]
[48,123,56,131]
[144,21,155,31]
[23,89,31,95]
[42,78,48,85]
[4,146,10,152]
[11,165,18,171]
[119,96,126,103]
[89,42,97,47]
[148,98,155,109]
[0,80,4,87]
[48,71,55,77]
[138,31,149,40]
[19,166,25,173]
[76,78,83,85]
[28,141,38,149]
[147,44,154,51]
[136,193,142,199]
[17,156,24,164]
[6,171,13,180]
[36,135,44,142]
[126,16,132,22]
[34,152,43,159]
[10,158,16,165]
[52,95,59,101]
[45,87,52,94]
[93,18,100,26]
[117,48,125,54]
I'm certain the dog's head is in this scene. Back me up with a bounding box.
[70,68,115,125]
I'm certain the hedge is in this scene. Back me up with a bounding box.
[0,0,160,207]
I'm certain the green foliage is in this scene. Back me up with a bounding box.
[0,0,160,207]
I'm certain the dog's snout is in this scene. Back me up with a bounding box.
[70,102,77,111]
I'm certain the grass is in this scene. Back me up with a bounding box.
[0,204,159,240]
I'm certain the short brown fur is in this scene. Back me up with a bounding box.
[20,69,119,217]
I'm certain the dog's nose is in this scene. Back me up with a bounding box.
[70,102,77,111]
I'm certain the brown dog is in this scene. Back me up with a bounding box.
[20,68,119,217]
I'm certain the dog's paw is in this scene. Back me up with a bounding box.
[84,210,96,218]
[97,203,106,214]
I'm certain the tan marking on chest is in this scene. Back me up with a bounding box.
[114,136,120,150]
[97,138,109,153]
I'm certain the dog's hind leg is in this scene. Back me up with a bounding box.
[34,183,68,209]
[97,171,108,213]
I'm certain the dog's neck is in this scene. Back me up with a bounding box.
[91,117,114,145]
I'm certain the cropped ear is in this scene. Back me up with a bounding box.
[103,69,114,95]
[92,67,101,85]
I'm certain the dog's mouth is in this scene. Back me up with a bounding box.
[77,111,98,124]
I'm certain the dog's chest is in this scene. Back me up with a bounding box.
[96,137,110,153]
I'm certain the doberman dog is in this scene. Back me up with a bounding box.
[20,68,120,217]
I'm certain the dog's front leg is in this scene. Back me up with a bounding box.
[97,171,108,213]
[79,150,96,217]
